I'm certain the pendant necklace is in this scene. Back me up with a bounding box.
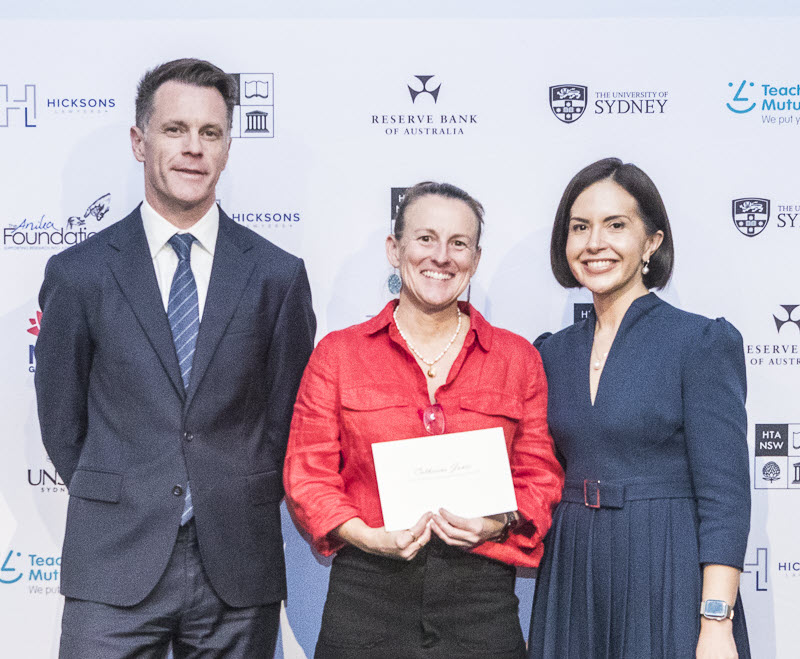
[393,306,462,378]
[592,349,609,371]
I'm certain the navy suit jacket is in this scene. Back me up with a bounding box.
[34,206,316,607]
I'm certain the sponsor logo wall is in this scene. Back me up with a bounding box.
[1,15,798,659]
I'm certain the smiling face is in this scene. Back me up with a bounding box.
[130,80,230,226]
[386,194,481,314]
[566,178,663,301]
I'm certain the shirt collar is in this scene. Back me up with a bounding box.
[140,199,219,260]
[365,300,493,351]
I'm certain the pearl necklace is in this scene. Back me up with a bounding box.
[393,306,463,378]
[592,349,609,370]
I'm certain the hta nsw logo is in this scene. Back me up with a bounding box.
[0,83,37,127]
[727,80,757,114]
[408,76,441,103]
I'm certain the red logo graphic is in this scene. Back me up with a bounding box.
[27,310,42,336]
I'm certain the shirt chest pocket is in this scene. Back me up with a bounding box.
[339,386,416,445]
[458,390,524,440]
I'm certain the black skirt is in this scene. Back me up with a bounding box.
[315,538,526,659]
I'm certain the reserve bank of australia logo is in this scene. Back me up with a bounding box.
[550,85,587,124]
[732,198,770,237]
[774,305,800,333]
[408,76,441,103]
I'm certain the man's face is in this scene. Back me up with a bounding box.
[130,81,230,224]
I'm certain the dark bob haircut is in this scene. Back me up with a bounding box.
[550,157,674,290]
[135,58,238,131]
[394,181,485,247]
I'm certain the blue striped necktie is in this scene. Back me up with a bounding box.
[167,233,198,525]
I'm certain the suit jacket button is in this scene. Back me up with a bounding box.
[172,485,183,496]
[184,431,193,442]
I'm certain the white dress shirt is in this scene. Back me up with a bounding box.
[140,200,218,321]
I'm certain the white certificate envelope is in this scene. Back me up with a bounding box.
[371,426,517,531]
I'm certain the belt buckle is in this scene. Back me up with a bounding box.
[583,479,601,509]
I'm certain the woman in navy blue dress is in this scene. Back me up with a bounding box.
[528,158,750,658]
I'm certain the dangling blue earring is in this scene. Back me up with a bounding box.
[388,270,402,295]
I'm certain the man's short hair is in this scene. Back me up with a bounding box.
[135,58,238,131]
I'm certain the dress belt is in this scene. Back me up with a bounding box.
[562,479,694,509]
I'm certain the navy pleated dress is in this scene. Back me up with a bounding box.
[528,294,751,658]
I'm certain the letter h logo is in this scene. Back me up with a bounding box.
[0,84,37,127]
[743,547,768,592]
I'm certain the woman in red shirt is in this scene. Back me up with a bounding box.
[284,181,563,658]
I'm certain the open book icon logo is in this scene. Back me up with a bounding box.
[244,80,269,99]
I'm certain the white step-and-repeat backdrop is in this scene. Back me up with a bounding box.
[1,11,798,658]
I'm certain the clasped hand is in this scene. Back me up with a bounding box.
[337,509,506,562]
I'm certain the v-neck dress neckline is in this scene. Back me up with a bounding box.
[582,292,659,408]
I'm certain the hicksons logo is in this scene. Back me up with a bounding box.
[549,82,669,124]
[1,82,116,128]
[745,304,800,368]
[730,196,800,237]
[4,193,111,249]
[742,546,800,593]
[371,75,479,137]
[726,79,800,126]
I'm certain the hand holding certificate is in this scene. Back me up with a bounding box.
[371,426,518,531]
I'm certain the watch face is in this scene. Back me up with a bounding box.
[704,600,727,617]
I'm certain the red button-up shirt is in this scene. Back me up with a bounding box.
[284,301,564,567]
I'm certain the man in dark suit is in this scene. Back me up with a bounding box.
[34,58,316,657]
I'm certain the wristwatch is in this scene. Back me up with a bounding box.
[700,599,734,621]
[494,511,519,543]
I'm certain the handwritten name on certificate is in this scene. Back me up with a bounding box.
[371,427,518,531]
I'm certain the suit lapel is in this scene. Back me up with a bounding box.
[107,208,185,398]
[185,211,256,406]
